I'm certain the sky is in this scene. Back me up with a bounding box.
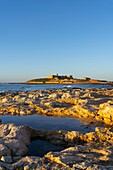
[0,0,113,82]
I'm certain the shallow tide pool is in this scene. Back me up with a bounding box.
[0,114,94,132]
[0,114,95,156]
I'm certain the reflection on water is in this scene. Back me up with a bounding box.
[0,115,95,156]
[0,114,94,132]
[27,139,64,157]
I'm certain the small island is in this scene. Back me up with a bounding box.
[26,73,113,85]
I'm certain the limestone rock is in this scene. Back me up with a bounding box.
[0,88,113,127]
[0,124,31,157]
[1,156,13,163]
[0,144,11,157]
[98,103,113,122]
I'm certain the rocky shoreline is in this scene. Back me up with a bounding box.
[1,123,113,169]
[0,87,113,169]
[0,88,113,126]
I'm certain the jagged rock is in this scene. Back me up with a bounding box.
[1,97,7,103]
[1,156,13,163]
[49,93,58,99]
[61,93,71,99]
[0,88,113,169]
[12,156,70,170]
[0,144,11,157]
[0,123,113,169]
[0,88,113,127]
[45,143,113,169]
[0,124,31,157]
[52,102,72,108]
[98,103,113,123]
[0,161,12,170]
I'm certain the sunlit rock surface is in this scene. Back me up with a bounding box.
[0,88,113,126]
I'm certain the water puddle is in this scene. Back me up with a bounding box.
[0,114,95,156]
[27,139,64,157]
[0,114,95,132]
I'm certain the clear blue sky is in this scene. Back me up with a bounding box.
[0,0,113,82]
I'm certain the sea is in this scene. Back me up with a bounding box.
[0,83,112,93]
[0,83,112,156]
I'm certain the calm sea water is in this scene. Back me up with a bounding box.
[0,83,112,93]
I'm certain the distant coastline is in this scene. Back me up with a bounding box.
[25,74,113,86]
